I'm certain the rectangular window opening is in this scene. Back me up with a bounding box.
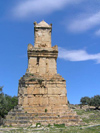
[37,57,39,65]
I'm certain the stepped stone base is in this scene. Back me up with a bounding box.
[4,105,81,127]
[4,73,81,127]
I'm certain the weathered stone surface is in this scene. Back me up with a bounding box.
[4,20,80,127]
[34,20,52,48]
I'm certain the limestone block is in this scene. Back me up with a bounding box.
[27,86,47,95]
[28,95,48,106]
[35,29,51,48]
[39,96,48,106]
[32,68,37,73]
[39,58,46,74]
[28,57,37,73]
[28,95,33,98]
[48,87,57,95]
[27,87,33,94]
[48,87,66,95]
[48,95,67,106]
[28,43,34,50]
[40,87,48,94]
[32,95,40,105]
[28,67,37,74]
[60,96,67,105]
[48,96,60,105]
[46,84,56,88]
[18,96,23,105]
[36,66,39,73]
[57,84,66,88]
[39,67,46,75]
[49,68,56,74]
[18,87,24,94]
[48,58,56,68]
[24,88,27,94]
[28,57,37,66]
[28,98,33,105]
[39,58,46,66]
[23,97,28,105]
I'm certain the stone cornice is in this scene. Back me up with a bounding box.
[27,44,58,58]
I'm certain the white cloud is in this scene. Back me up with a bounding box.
[11,0,83,19]
[95,29,100,36]
[58,47,100,63]
[68,11,100,32]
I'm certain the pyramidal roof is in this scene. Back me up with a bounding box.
[34,20,52,28]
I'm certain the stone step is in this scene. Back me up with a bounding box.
[5,117,79,127]
[5,123,30,127]
[5,120,31,124]
[5,115,79,122]
[33,119,79,125]
[7,112,77,118]
[7,112,59,117]
[33,115,79,120]
[5,114,80,127]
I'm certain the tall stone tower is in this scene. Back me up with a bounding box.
[5,21,80,127]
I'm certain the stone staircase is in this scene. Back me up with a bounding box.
[4,105,81,127]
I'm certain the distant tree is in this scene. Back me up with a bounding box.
[68,100,70,104]
[0,87,7,117]
[90,95,100,109]
[0,86,3,92]
[80,95,100,110]
[80,96,90,105]
[5,94,18,111]
[0,87,18,117]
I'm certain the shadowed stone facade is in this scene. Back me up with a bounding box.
[4,21,81,127]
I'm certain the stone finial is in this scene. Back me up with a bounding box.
[34,20,52,28]
[28,44,34,50]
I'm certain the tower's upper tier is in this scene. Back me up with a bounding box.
[34,20,52,48]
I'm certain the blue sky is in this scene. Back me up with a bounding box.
[0,0,100,104]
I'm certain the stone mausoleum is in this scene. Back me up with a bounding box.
[5,21,80,127]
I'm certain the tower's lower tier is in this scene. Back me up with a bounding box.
[4,105,81,127]
[4,73,81,127]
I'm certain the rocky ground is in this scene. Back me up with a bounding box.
[0,105,100,133]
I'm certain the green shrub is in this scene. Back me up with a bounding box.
[29,78,36,81]
[80,96,90,105]
[36,123,41,127]
[54,123,65,128]
[80,95,100,109]
[0,87,18,118]
[38,79,43,85]
[48,124,51,127]
[45,109,47,113]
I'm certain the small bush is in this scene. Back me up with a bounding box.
[38,79,43,85]
[50,79,54,82]
[30,73,34,76]
[36,123,41,127]
[54,123,65,128]
[29,78,36,81]
[45,109,47,113]
[48,124,51,127]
